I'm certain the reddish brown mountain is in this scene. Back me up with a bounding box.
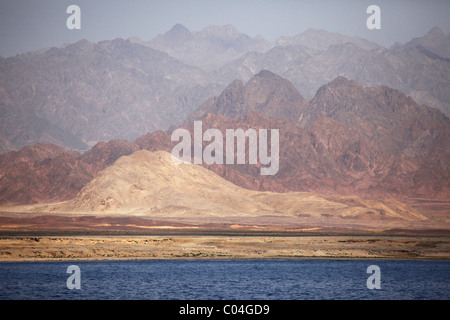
[0,140,139,204]
[187,110,449,201]
[187,70,304,123]
[0,143,86,204]
[180,75,450,201]
[298,76,449,151]
[0,128,177,205]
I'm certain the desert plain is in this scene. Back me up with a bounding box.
[0,209,449,261]
[1,234,449,262]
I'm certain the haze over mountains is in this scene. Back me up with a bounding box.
[1,25,449,153]
[0,38,219,151]
[0,24,449,231]
[145,24,450,115]
[215,26,450,115]
[135,24,273,71]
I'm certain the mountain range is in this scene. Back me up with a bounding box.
[145,24,450,115]
[182,71,450,201]
[0,25,449,232]
[1,25,449,153]
[0,38,220,151]
[214,26,450,116]
[1,71,448,213]
[134,24,273,71]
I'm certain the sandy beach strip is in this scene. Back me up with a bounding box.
[0,235,449,261]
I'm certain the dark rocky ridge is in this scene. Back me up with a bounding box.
[187,70,304,123]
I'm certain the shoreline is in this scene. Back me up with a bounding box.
[2,255,449,263]
[1,234,449,262]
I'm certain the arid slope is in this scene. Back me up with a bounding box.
[36,150,426,225]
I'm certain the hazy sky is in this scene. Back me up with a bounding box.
[1,0,449,57]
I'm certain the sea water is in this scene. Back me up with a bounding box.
[0,260,448,300]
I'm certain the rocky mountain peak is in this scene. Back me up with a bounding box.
[187,71,304,122]
[306,76,364,114]
[319,76,362,91]
[427,26,446,38]
[253,69,278,78]
[402,26,450,59]
[244,70,304,119]
[163,24,194,42]
[198,24,243,40]
[63,39,95,54]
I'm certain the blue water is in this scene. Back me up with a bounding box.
[0,260,448,300]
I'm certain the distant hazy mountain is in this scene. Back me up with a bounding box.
[0,87,86,152]
[399,26,450,59]
[275,28,382,51]
[187,70,304,123]
[215,27,450,116]
[134,24,273,71]
[0,38,221,152]
[1,25,449,154]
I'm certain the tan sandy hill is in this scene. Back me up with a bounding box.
[37,150,426,223]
